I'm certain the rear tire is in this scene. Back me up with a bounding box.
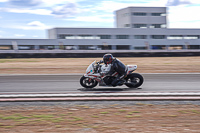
[80,76,98,88]
[125,73,143,88]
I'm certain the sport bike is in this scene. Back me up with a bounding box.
[80,60,144,88]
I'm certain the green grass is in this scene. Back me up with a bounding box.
[0,125,15,128]
[91,125,99,128]
[0,113,68,125]
[50,118,64,123]
[67,112,73,115]
[131,111,141,113]
[100,111,109,114]
[114,113,120,115]
[125,115,133,118]
[191,110,200,114]
[32,114,54,118]
[127,111,141,115]
[125,115,142,118]
[133,115,142,117]
[0,115,30,120]
[69,116,83,121]
[178,110,189,114]
[178,110,200,114]
[161,115,178,117]
[128,112,133,115]
[91,115,99,118]
[55,125,62,128]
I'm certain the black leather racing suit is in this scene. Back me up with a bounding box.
[106,58,127,86]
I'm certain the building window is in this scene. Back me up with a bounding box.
[150,24,162,28]
[167,35,183,40]
[188,45,200,49]
[64,45,77,50]
[79,45,97,50]
[151,13,162,16]
[168,45,183,50]
[132,12,146,16]
[184,35,199,39]
[134,35,147,39]
[151,13,166,16]
[18,45,34,50]
[65,35,76,39]
[97,45,112,50]
[133,24,147,28]
[97,35,111,39]
[124,24,130,27]
[47,46,54,50]
[151,45,166,50]
[122,13,130,17]
[116,35,129,39]
[116,45,130,50]
[134,47,147,50]
[40,45,55,50]
[151,35,165,39]
[58,34,75,39]
[150,24,166,28]
[77,35,96,39]
[59,34,99,39]
[58,34,66,39]
[161,24,167,28]
[0,45,13,50]
[167,35,199,40]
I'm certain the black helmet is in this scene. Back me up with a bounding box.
[103,54,113,64]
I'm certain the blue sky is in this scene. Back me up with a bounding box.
[0,0,200,39]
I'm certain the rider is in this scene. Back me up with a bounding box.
[102,53,127,86]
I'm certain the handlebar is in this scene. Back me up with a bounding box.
[97,60,104,64]
[94,60,103,73]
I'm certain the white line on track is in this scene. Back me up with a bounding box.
[1,92,200,98]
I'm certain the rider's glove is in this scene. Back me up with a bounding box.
[99,60,104,64]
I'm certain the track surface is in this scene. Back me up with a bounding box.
[0,74,200,93]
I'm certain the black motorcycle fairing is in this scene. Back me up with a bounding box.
[103,76,115,85]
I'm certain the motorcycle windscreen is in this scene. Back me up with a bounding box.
[86,61,96,74]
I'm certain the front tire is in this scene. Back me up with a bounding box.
[80,76,98,88]
[125,73,143,88]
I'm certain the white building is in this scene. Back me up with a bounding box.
[0,6,200,56]
[48,6,200,51]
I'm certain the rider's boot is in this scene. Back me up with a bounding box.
[116,80,124,86]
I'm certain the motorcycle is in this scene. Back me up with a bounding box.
[80,60,144,89]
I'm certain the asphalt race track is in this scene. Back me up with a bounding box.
[0,74,200,93]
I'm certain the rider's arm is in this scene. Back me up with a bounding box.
[97,60,104,64]
[99,60,104,64]
[105,63,115,75]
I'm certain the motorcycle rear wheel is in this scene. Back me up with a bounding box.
[125,73,143,88]
[80,76,98,88]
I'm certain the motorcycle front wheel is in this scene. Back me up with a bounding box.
[80,76,98,88]
[125,73,144,88]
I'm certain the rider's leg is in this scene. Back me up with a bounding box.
[111,73,126,86]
